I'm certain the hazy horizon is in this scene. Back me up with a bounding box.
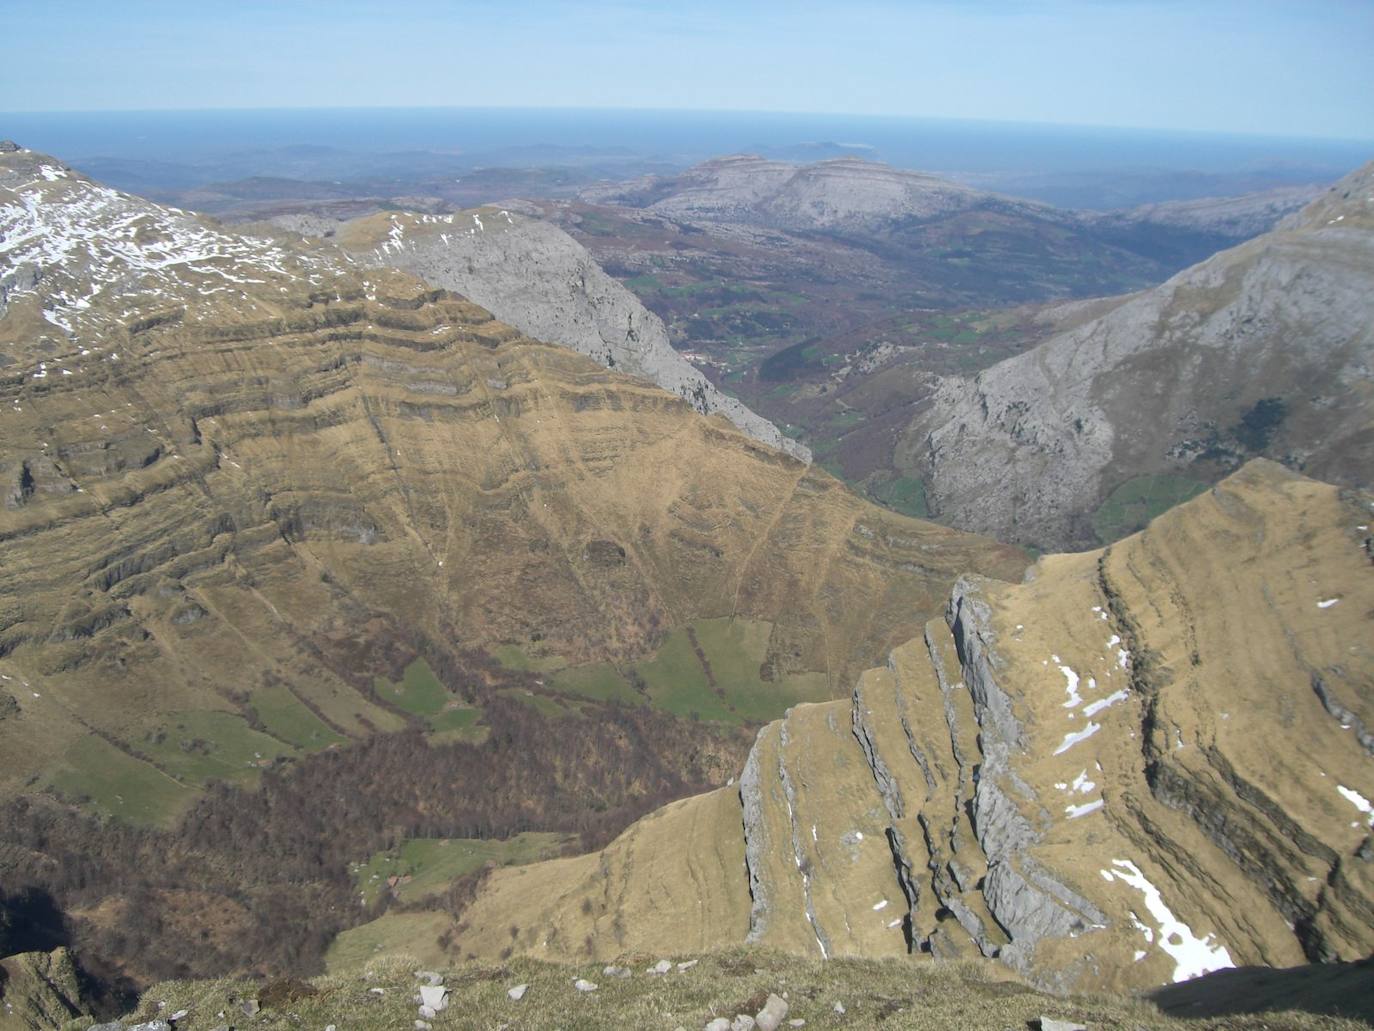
[3,1,1371,141]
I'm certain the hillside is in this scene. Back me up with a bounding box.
[403,461,1374,995]
[324,207,810,460]
[901,160,1374,549]
[0,144,1024,992]
[14,946,1374,1031]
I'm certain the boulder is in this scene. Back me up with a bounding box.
[755,994,790,1031]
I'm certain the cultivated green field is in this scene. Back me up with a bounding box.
[1092,473,1209,542]
[249,683,348,750]
[868,475,930,519]
[139,709,294,785]
[496,617,831,725]
[351,833,574,907]
[48,735,197,828]
[375,659,483,736]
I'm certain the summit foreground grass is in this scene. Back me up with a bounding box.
[72,949,1371,1031]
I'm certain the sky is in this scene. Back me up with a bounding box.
[4,0,1371,140]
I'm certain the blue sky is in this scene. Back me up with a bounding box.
[5,0,1371,140]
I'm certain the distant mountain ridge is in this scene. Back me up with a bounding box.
[900,159,1374,549]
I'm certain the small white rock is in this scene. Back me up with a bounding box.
[677,959,699,972]
[419,985,449,1011]
[705,1019,732,1031]
[508,983,529,1001]
[649,959,673,975]
[418,1004,437,1019]
[574,978,598,992]
[732,1016,757,1031]
[834,1001,846,1015]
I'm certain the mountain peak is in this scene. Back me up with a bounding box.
[1286,157,1374,230]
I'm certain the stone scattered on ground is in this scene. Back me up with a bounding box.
[649,959,674,975]
[677,959,699,972]
[573,978,598,992]
[508,983,529,1001]
[1036,1019,1088,1031]
[732,1016,757,1031]
[833,1001,846,1015]
[755,993,790,1031]
[418,985,449,1011]
[603,964,633,979]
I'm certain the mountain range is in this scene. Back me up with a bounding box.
[0,139,1370,1029]
[0,143,1019,997]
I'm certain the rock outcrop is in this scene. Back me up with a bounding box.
[0,948,88,1030]
[901,159,1374,550]
[455,461,1374,993]
[329,208,809,461]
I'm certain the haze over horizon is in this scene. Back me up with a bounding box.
[4,0,1372,142]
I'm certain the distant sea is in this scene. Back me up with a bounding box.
[2,107,1369,208]
[4,107,1367,170]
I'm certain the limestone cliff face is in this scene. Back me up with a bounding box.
[456,461,1374,993]
[331,208,810,461]
[0,147,1021,818]
[901,160,1374,551]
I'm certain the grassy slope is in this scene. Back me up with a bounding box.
[86,949,1370,1031]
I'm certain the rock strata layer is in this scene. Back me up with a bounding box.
[456,461,1374,992]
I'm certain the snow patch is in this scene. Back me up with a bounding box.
[1100,859,1233,983]
[1083,689,1130,718]
[1059,665,1082,708]
[1337,785,1373,825]
[1053,722,1101,755]
[1065,799,1103,819]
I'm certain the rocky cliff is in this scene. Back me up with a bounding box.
[326,208,809,461]
[901,160,1374,550]
[453,461,1374,993]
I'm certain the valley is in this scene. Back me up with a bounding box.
[0,144,1023,1003]
[0,134,1370,1031]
